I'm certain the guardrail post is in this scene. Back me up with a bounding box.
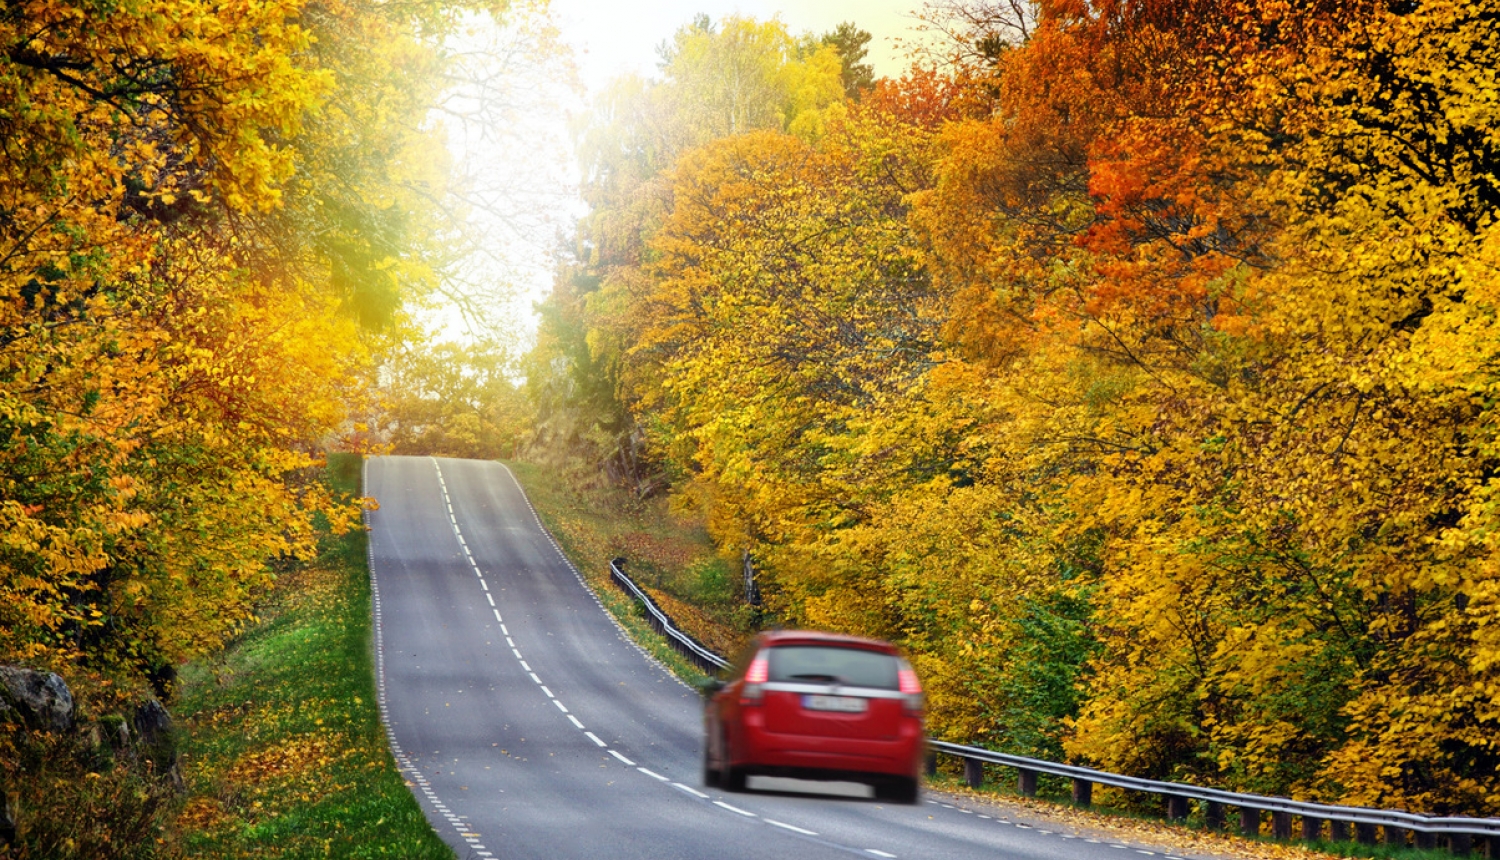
[1385,825,1408,848]
[1329,820,1349,842]
[1167,795,1189,822]
[963,757,984,789]
[1272,811,1292,840]
[1206,801,1225,831]
[1072,778,1092,808]
[1449,833,1473,857]
[925,749,937,777]
[1356,822,1379,845]
[1414,830,1436,850]
[1017,768,1038,797]
[1301,815,1323,841]
[1240,807,1261,837]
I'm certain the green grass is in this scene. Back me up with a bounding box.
[170,453,454,859]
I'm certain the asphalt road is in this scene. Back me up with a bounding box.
[364,455,1196,860]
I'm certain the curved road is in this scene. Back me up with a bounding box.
[365,456,1196,860]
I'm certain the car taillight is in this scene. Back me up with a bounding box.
[741,654,769,705]
[899,664,923,715]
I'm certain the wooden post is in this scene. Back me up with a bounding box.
[1205,801,1225,831]
[1415,830,1436,850]
[1301,816,1323,842]
[1017,768,1038,797]
[924,749,938,776]
[1072,778,1092,808]
[1385,826,1408,848]
[963,757,984,789]
[1450,833,1473,857]
[1329,820,1350,842]
[1356,822,1379,845]
[1167,795,1190,822]
[1272,811,1292,840]
[1240,807,1261,837]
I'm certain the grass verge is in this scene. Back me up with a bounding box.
[169,453,453,859]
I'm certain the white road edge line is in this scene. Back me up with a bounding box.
[866,851,898,859]
[714,801,756,817]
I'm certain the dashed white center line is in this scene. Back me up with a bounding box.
[479,580,487,590]
[540,685,554,698]
[567,714,584,729]
[499,624,508,635]
[714,801,756,817]
[553,700,568,713]
[585,732,607,748]
[637,767,668,781]
[528,672,541,684]
[492,610,502,623]
[485,593,495,606]
[512,648,522,659]
[866,850,898,858]
[765,819,818,836]
[672,782,710,799]
[608,750,634,765]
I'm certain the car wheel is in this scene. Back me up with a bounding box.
[702,742,721,788]
[723,765,747,793]
[877,776,920,805]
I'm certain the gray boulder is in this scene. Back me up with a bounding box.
[0,666,74,733]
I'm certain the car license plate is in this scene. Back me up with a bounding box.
[803,694,867,713]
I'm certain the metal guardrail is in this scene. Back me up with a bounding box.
[928,740,1500,849]
[604,556,1499,854]
[607,558,729,673]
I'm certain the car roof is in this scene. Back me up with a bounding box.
[754,629,900,655]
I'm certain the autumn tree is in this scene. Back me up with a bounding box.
[0,0,508,682]
[528,14,847,491]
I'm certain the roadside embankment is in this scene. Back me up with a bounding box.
[170,453,453,859]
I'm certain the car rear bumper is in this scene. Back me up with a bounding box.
[736,724,924,779]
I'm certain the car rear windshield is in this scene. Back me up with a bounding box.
[766,645,898,689]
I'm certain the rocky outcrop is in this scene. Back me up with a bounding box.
[0,666,74,733]
[0,666,182,852]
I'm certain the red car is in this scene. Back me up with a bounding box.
[702,630,925,803]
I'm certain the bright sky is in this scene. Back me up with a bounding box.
[549,0,931,93]
[432,2,937,345]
